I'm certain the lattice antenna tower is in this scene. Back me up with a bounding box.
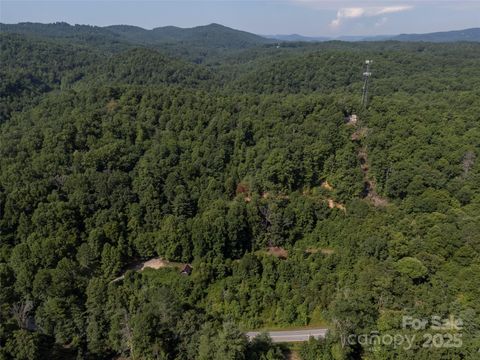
[362,60,373,107]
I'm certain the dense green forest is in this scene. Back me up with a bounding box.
[0,23,479,360]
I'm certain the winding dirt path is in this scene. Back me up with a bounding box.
[350,116,388,207]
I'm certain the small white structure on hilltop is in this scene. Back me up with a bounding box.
[345,114,358,125]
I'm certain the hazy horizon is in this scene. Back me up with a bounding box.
[2,20,478,39]
[1,1,479,37]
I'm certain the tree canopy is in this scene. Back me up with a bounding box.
[1,24,479,360]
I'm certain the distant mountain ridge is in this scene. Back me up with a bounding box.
[391,28,480,42]
[106,23,273,47]
[267,28,480,43]
[265,34,330,42]
[1,22,479,47]
[0,22,273,49]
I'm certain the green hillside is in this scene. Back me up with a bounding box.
[392,28,480,42]
[1,23,479,360]
[0,22,272,49]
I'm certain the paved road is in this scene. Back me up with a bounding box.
[246,328,328,343]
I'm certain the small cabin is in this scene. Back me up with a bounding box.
[345,114,358,125]
[180,264,193,276]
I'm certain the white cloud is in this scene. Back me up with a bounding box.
[330,18,341,28]
[375,5,413,15]
[329,5,413,28]
[375,16,388,27]
[338,7,366,18]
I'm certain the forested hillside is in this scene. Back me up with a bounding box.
[0,34,100,122]
[0,22,274,63]
[0,24,479,360]
[0,22,272,48]
[392,27,480,42]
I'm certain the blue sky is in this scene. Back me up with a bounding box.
[1,1,479,37]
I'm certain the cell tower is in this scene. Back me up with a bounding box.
[361,60,373,108]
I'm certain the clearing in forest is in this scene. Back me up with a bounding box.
[305,247,335,255]
[112,257,188,282]
[357,146,389,207]
[349,115,389,207]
